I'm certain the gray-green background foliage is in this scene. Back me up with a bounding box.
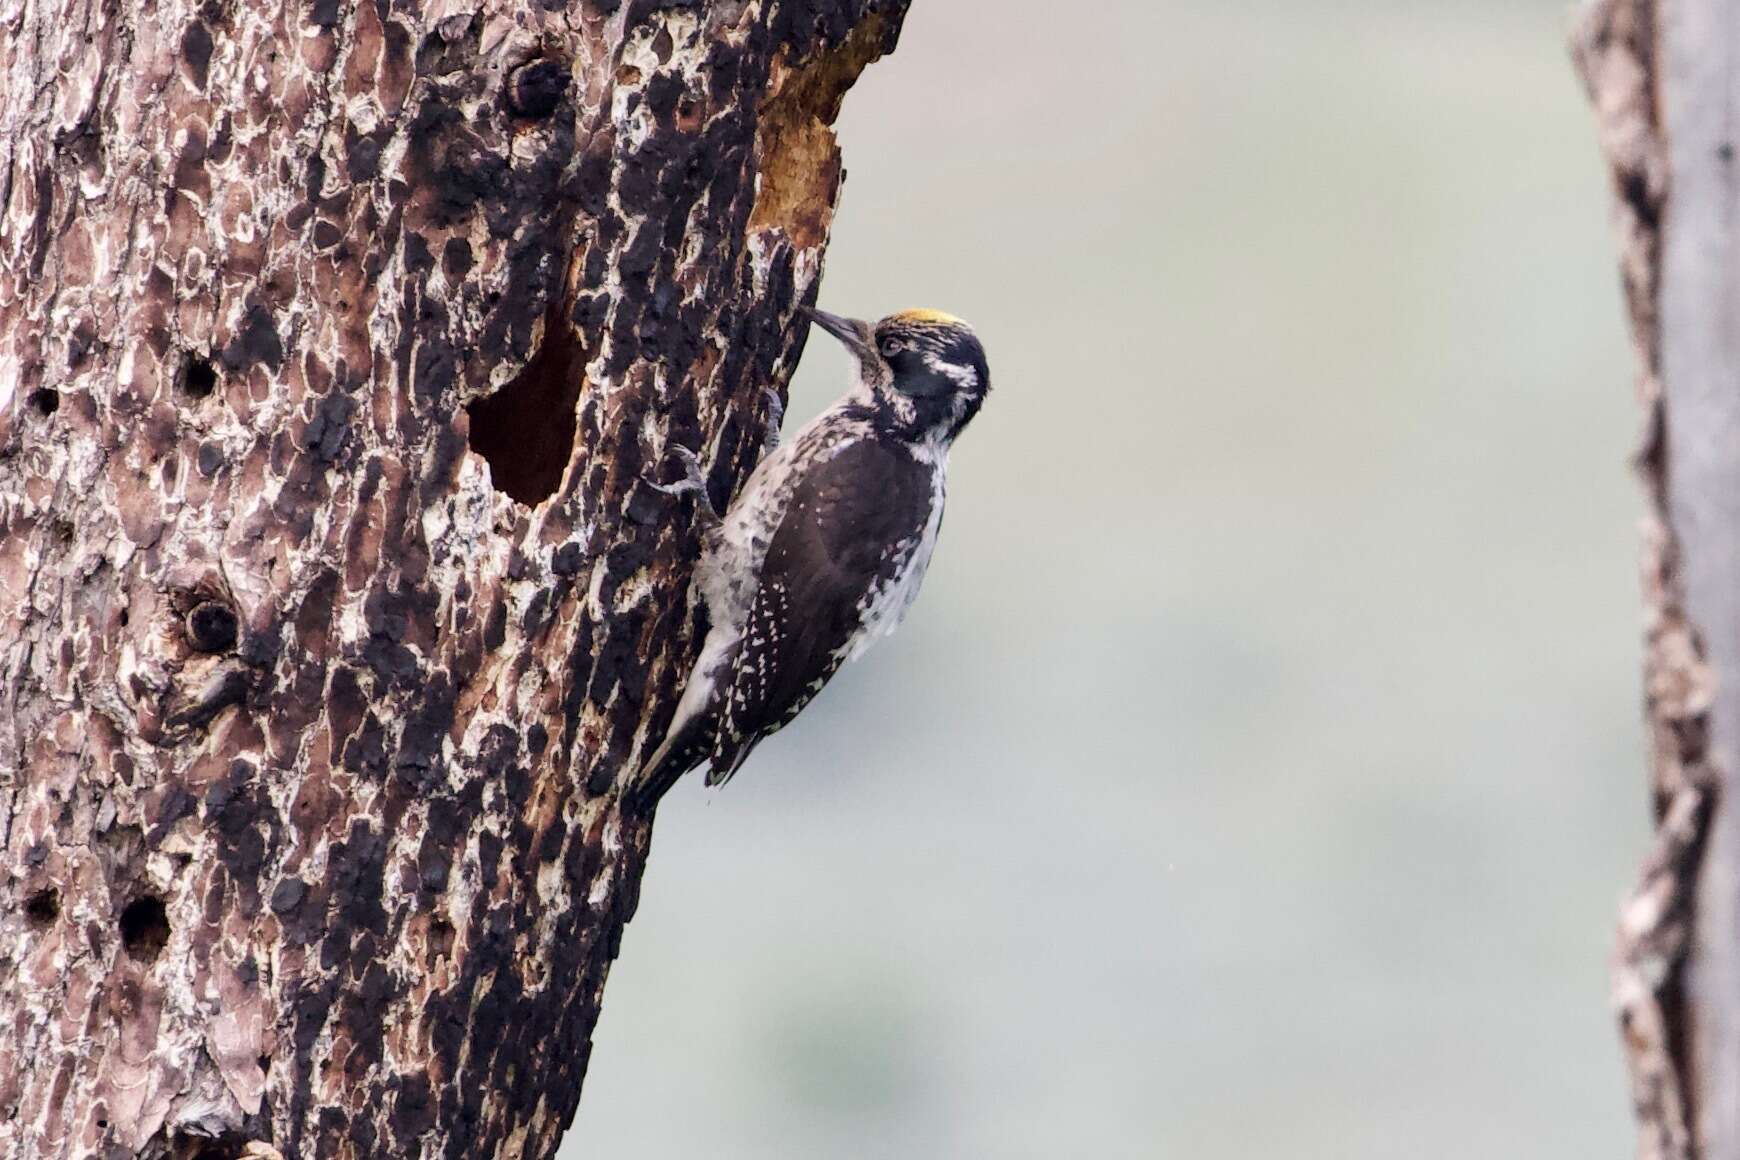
[573,1,1644,1155]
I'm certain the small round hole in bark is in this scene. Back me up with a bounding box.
[180,356,218,398]
[507,58,569,118]
[430,916,455,959]
[168,1134,247,1160]
[185,601,239,653]
[24,887,60,927]
[29,388,58,415]
[119,895,170,962]
[119,607,130,627]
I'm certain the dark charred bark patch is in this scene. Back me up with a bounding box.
[220,304,285,373]
[180,22,213,91]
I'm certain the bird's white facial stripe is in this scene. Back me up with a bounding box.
[923,351,978,389]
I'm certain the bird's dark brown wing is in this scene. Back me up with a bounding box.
[707,439,935,784]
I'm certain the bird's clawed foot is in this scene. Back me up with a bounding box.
[649,443,719,525]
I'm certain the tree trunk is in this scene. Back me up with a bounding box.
[0,1,907,1155]
[1575,4,1740,1158]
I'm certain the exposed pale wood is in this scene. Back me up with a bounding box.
[0,1,908,1155]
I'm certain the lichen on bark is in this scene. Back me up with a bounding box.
[0,0,909,1155]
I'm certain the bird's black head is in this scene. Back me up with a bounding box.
[804,306,991,444]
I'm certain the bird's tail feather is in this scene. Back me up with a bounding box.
[633,720,713,805]
[703,734,762,788]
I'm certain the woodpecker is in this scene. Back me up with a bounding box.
[638,306,991,796]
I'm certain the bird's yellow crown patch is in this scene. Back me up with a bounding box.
[891,308,964,327]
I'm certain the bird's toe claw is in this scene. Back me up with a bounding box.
[648,444,707,498]
[648,444,720,524]
[761,388,785,453]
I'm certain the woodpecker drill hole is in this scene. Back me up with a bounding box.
[24,888,60,927]
[507,58,570,118]
[185,600,240,653]
[430,917,456,959]
[119,895,170,962]
[466,298,583,505]
[180,355,218,398]
[29,388,59,415]
[167,1132,253,1160]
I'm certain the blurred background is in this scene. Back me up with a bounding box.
[575,1,1645,1156]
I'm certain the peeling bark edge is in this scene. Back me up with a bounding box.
[1572,3,1723,1158]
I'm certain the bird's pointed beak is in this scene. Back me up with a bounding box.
[801,306,875,358]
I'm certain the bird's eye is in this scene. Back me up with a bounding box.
[879,338,901,357]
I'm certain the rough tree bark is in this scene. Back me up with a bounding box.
[1575,4,1740,1159]
[0,0,908,1156]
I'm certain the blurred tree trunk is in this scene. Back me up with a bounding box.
[0,0,906,1156]
[1576,3,1740,1158]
